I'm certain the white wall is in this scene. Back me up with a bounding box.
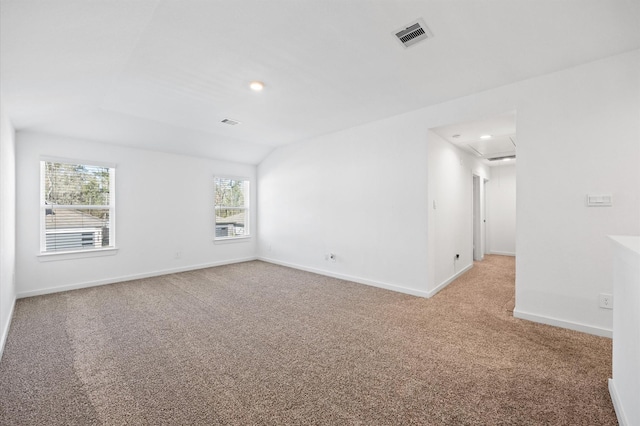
[427,130,490,294]
[259,49,640,336]
[16,132,257,297]
[486,164,516,256]
[608,236,640,426]
[258,120,431,296]
[0,106,17,359]
[513,51,639,337]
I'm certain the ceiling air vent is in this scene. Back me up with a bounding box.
[394,18,433,48]
[221,118,241,126]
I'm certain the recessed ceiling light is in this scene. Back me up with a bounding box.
[502,157,511,161]
[480,134,493,140]
[249,81,264,91]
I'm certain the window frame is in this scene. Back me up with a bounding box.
[39,157,117,257]
[214,176,251,242]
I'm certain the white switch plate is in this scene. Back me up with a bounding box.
[586,194,613,207]
[598,293,613,309]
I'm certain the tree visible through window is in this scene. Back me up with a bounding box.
[41,161,115,253]
[215,177,249,239]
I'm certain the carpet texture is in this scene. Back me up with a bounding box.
[0,256,616,425]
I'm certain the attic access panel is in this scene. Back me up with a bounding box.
[467,136,516,159]
[221,118,241,126]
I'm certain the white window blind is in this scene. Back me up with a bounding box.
[41,161,115,253]
[215,177,249,240]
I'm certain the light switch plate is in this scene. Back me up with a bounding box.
[586,194,613,207]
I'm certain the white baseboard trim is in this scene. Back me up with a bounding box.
[513,308,612,338]
[426,264,473,297]
[16,257,258,299]
[258,257,430,298]
[609,379,629,426]
[0,296,16,361]
[488,251,516,257]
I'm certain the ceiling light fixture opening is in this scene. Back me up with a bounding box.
[249,81,264,91]
[480,134,493,140]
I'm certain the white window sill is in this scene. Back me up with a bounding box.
[214,236,252,245]
[38,247,119,262]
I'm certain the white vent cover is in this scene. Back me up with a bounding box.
[394,18,433,48]
[221,118,241,126]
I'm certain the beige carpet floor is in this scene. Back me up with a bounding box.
[0,255,616,425]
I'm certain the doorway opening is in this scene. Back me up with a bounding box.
[473,174,483,261]
[430,111,517,309]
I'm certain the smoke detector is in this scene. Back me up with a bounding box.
[221,118,241,126]
[394,18,433,48]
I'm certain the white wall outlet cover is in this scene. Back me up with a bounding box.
[598,293,614,309]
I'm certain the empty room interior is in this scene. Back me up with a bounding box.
[1,1,639,425]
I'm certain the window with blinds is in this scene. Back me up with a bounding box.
[215,177,249,240]
[41,160,115,253]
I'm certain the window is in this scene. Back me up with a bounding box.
[215,177,249,240]
[41,160,115,253]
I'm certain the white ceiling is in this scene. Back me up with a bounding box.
[432,111,517,167]
[1,0,638,164]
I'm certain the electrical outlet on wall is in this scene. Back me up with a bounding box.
[598,293,613,309]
